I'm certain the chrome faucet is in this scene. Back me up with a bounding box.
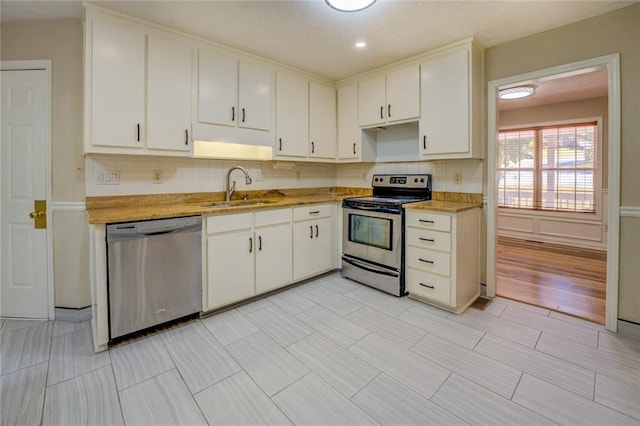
[225,166,253,201]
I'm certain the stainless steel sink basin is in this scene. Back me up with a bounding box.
[200,200,276,209]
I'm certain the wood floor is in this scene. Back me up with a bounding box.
[496,236,607,324]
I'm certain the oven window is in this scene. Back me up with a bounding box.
[349,214,392,250]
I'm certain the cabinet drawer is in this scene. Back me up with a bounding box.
[406,268,451,305]
[406,246,450,277]
[406,229,451,253]
[206,212,253,234]
[255,208,291,227]
[406,211,451,232]
[293,204,332,222]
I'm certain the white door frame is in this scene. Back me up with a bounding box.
[1,60,54,320]
[486,54,621,332]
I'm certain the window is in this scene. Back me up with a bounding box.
[498,122,597,213]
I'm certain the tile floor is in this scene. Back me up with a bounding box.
[1,272,639,425]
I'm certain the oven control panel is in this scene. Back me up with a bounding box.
[372,174,431,189]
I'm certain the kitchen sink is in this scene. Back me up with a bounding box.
[200,199,277,208]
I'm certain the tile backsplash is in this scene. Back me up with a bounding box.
[85,155,483,197]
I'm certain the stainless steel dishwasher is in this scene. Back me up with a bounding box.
[106,216,202,341]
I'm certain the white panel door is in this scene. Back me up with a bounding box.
[309,82,337,159]
[1,69,49,318]
[358,75,385,127]
[198,50,238,127]
[420,49,469,156]
[91,18,145,148]
[239,61,273,131]
[275,72,309,158]
[147,35,192,151]
[337,84,359,160]
[386,64,420,123]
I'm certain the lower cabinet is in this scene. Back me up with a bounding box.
[405,207,480,314]
[293,204,335,280]
[205,208,292,311]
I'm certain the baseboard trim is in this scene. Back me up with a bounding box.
[51,201,86,212]
[620,206,640,218]
[55,306,92,322]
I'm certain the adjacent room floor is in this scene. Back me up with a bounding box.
[496,236,607,324]
[2,272,638,425]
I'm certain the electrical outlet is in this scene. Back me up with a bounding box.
[153,169,163,184]
[453,171,462,185]
[96,171,120,185]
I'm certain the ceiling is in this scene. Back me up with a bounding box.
[0,0,626,108]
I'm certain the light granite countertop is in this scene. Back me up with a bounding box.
[404,199,483,213]
[86,187,370,224]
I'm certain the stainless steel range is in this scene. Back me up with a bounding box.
[342,174,432,296]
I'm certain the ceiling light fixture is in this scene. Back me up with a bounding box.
[355,41,367,48]
[325,0,376,12]
[499,86,535,100]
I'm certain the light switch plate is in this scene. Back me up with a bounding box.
[453,171,462,185]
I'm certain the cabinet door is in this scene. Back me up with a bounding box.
[255,224,292,293]
[147,35,192,151]
[358,75,385,127]
[206,231,255,309]
[293,217,333,280]
[276,73,309,157]
[239,61,273,131]
[198,50,238,127]
[386,64,420,123]
[420,49,469,156]
[91,18,145,148]
[309,82,337,159]
[337,84,359,160]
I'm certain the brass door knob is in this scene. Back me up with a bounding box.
[29,211,45,219]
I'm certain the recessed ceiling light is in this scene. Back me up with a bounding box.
[325,0,376,12]
[499,86,535,100]
[355,41,367,48]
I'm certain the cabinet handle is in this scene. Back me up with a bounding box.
[423,135,427,150]
[380,106,384,120]
[185,129,189,145]
[232,106,235,122]
[258,235,262,251]
[249,237,253,253]
[315,224,319,238]
[419,237,435,242]
[353,143,356,155]
[279,138,282,151]
[419,219,434,224]
[311,141,315,154]
[309,210,320,215]
[388,104,391,118]
[137,123,140,142]
[309,225,313,239]
[242,107,246,123]
[419,283,435,289]
[418,258,434,264]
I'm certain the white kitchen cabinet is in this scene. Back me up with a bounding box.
[85,11,193,155]
[337,84,376,162]
[309,82,337,160]
[204,209,292,311]
[419,42,483,159]
[198,51,273,132]
[405,207,480,313]
[89,17,145,149]
[147,35,192,152]
[276,72,309,158]
[293,204,335,280]
[358,64,420,127]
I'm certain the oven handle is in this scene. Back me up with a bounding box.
[343,256,399,277]
[343,204,399,215]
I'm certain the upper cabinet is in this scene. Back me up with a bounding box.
[85,12,193,155]
[358,64,420,128]
[337,84,375,162]
[198,51,273,132]
[419,42,483,159]
[275,73,337,162]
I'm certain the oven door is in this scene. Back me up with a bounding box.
[342,206,401,269]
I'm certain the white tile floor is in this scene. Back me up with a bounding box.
[2,272,639,425]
